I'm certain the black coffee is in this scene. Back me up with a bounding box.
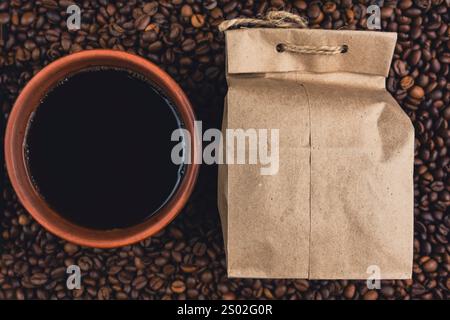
[25,68,185,230]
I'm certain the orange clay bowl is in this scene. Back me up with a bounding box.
[4,49,199,248]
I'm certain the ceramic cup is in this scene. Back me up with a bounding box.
[4,50,199,248]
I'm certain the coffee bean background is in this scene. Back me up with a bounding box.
[0,0,449,300]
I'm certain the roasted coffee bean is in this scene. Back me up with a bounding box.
[293,279,309,292]
[192,241,207,256]
[181,38,196,52]
[0,12,10,24]
[200,270,213,283]
[363,290,379,300]
[30,273,48,286]
[400,76,415,90]
[409,85,425,99]
[143,2,158,16]
[135,14,151,31]
[50,267,66,280]
[77,256,93,271]
[97,286,111,300]
[63,243,79,255]
[131,276,147,290]
[323,2,337,14]
[181,4,193,18]
[381,286,395,298]
[191,14,205,28]
[344,283,356,299]
[149,276,165,291]
[170,280,186,294]
[20,12,35,26]
[423,258,438,272]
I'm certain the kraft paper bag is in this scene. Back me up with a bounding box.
[218,28,414,279]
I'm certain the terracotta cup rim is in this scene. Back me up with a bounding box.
[4,49,199,248]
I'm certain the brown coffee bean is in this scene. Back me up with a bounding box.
[154,256,168,267]
[163,264,175,275]
[409,85,425,99]
[147,41,163,52]
[442,106,450,121]
[97,287,111,300]
[115,291,128,300]
[223,1,238,14]
[77,256,93,271]
[18,214,30,225]
[393,60,408,77]
[400,76,415,90]
[106,3,117,16]
[439,53,450,64]
[192,242,207,256]
[149,276,164,291]
[430,58,441,73]
[293,0,307,10]
[381,286,395,298]
[30,273,48,286]
[408,50,422,66]
[135,14,150,31]
[180,264,197,273]
[63,242,79,255]
[200,270,213,283]
[404,8,422,17]
[293,279,309,292]
[109,23,125,36]
[307,4,321,19]
[323,2,337,14]
[204,0,217,10]
[13,260,28,275]
[344,284,356,299]
[0,13,10,24]
[20,12,35,26]
[143,2,158,16]
[181,5,193,18]
[42,0,58,10]
[132,276,148,290]
[50,267,66,279]
[223,292,236,300]
[423,258,438,272]
[181,38,196,52]
[46,11,61,24]
[363,290,378,300]
[171,280,186,293]
[118,271,133,284]
[191,14,205,28]
[142,30,158,43]
[15,288,25,300]
[410,26,422,40]
[414,0,431,10]
[274,285,287,298]
[168,24,182,41]
[381,7,394,19]
[399,0,413,10]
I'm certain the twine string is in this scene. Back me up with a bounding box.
[219,11,348,55]
[277,43,348,55]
